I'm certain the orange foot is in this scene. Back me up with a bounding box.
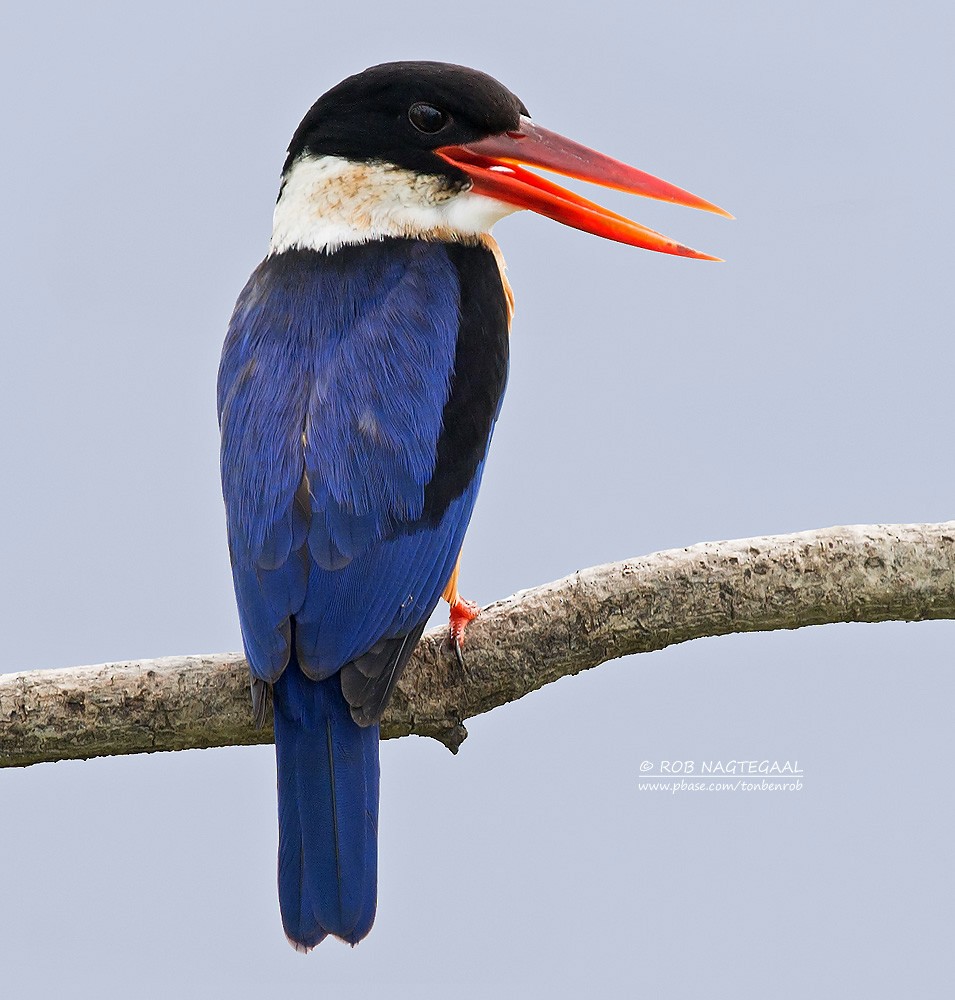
[448,597,480,667]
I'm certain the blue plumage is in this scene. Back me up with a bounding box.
[273,658,379,948]
[218,238,508,946]
[220,242,465,680]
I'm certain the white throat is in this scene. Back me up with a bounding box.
[269,154,519,254]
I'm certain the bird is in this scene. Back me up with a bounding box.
[217,60,729,951]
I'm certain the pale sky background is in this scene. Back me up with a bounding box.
[2,2,953,997]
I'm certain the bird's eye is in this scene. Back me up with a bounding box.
[408,103,449,134]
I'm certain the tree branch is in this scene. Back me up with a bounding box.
[2,522,953,768]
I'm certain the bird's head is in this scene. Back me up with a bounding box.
[271,61,729,258]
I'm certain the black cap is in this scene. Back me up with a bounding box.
[284,61,530,179]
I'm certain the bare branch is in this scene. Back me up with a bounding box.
[2,522,953,768]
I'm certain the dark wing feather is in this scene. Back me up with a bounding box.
[339,622,427,726]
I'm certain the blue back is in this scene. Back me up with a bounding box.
[219,238,505,685]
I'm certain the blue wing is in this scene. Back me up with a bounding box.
[218,238,507,703]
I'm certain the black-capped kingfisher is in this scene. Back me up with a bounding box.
[217,60,728,951]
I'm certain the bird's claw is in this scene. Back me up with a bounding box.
[448,598,480,667]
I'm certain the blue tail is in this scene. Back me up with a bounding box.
[272,658,379,950]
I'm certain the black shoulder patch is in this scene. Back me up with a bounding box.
[422,242,510,524]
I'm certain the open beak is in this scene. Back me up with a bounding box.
[436,116,731,260]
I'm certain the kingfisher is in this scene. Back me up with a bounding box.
[218,60,728,951]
